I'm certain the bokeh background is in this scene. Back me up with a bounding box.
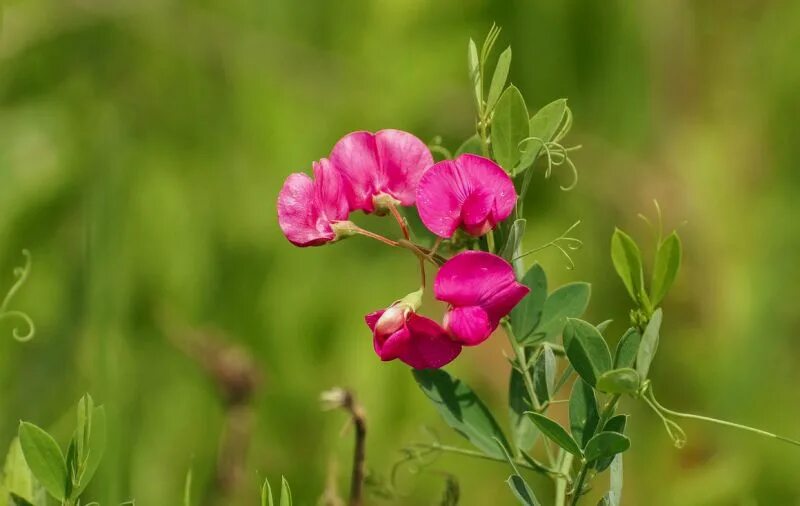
[2,0,800,504]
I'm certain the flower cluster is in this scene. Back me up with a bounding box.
[277,129,528,368]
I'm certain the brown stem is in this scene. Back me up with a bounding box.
[342,391,367,506]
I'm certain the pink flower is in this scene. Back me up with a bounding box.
[277,158,352,247]
[435,251,529,346]
[365,309,462,369]
[330,130,434,213]
[416,154,517,238]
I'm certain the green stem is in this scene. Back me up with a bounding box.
[569,464,590,506]
[554,451,573,506]
[417,443,567,479]
[646,387,800,447]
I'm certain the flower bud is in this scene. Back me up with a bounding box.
[373,288,424,340]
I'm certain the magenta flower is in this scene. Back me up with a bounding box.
[365,309,461,369]
[435,251,529,345]
[416,154,517,238]
[277,158,351,247]
[330,130,434,213]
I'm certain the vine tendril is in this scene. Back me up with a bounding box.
[512,221,583,270]
[0,249,35,342]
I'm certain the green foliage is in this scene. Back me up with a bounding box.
[562,319,612,386]
[650,232,682,307]
[525,412,582,457]
[260,477,292,506]
[508,369,538,453]
[501,219,527,261]
[583,432,630,463]
[455,134,483,157]
[486,47,512,113]
[569,380,599,448]
[611,228,647,308]
[510,264,548,342]
[506,475,539,506]
[0,439,45,506]
[18,395,106,504]
[413,369,510,459]
[518,281,590,345]
[636,308,663,380]
[613,328,641,369]
[516,99,569,174]
[596,368,640,395]
[596,415,628,472]
[492,86,529,171]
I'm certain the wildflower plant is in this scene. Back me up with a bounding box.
[277,25,800,505]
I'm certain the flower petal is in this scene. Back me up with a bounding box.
[277,173,334,246]
[330,131,380,212]
[313,158,350,221]
[444,306,493,346]
[415,160,466,238]
[399,314,462,369]
[375,129,434,206]
[375,326,412,361]
[435,251,529,324]
[416,154,516,238]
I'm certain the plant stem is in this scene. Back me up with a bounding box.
[646,387,800,447]
[417,443,567,479]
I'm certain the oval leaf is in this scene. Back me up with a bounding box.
[533,345,557,402]
[525,412,582,457]
[486,47,512,112]
[455,134,483,157]
[511,263,548,342]
[611,228,645,305]
[492,85,529,171]
[636,309,663,380]
[651,232,682,306]
[583,432,630,462]
[72,405,106,497]
[613,328,641,369]
[569,379,599,448]
[18,422,66,501]
[468,38,481,112]
[528,282,591,344]
[516,98,568,174]
[562,319,612,386]
[596,414,628,471]
[596,368,641,395]
[414,369,511,459]
[507,474,540,506]
[501,219,526,261]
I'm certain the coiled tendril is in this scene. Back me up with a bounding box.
[0,249,35,342]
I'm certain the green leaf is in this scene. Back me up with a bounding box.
[562,319,612,386]
[468,39,481,112]
[608,454,623,506]
[2,438,39,504]
[439,475,460,506]
[510,263,548,343]
[509,369,538,453]
[501,219,526,261]
[414,369,510,459]
[533,345,557,402]
[261,478,273,506]
[611,228,645,305]
[506,475,540,506]
[583,432,630,463]
[651,232,682,306]
[636,308,663,380]
[525,412,582,457]
[455,134,483,157]
[9,493,35,506]
[18,423,66,501]
[486,47,512,112]
[569,379,599,448]
[596,368,640,395]
[596,319,613,335]
[613,328,641,369]
[279,476,292,506]
[528,282,591,344]
[183,467,192,506]
[71,405,106,498]
[492,86,529,171]
[515,99,568,174]
[596,415,628,472]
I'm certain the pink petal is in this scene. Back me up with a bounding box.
[365,310,385,331]
[375,129,434,206]
[313,158,350,221]
[331,130,433,212]
[375,326,412,361]
[399,314,462,369]
[415,160,465,238]
[444,306,493,346]
[435,251,529,324]
[277,173,335,247]
[330,131,380,212]
[416,154,516,238]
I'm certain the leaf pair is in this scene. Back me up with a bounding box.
[18,394,106,503]
[526,411,629,464]
[511,263,591,345]
[261,476,292,506]
[611,228,681,310]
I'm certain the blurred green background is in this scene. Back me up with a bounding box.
[2,0,800,504]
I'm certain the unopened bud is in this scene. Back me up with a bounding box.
[374,289,424,339]
[330,221,358,242]
[372,192,402,216]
